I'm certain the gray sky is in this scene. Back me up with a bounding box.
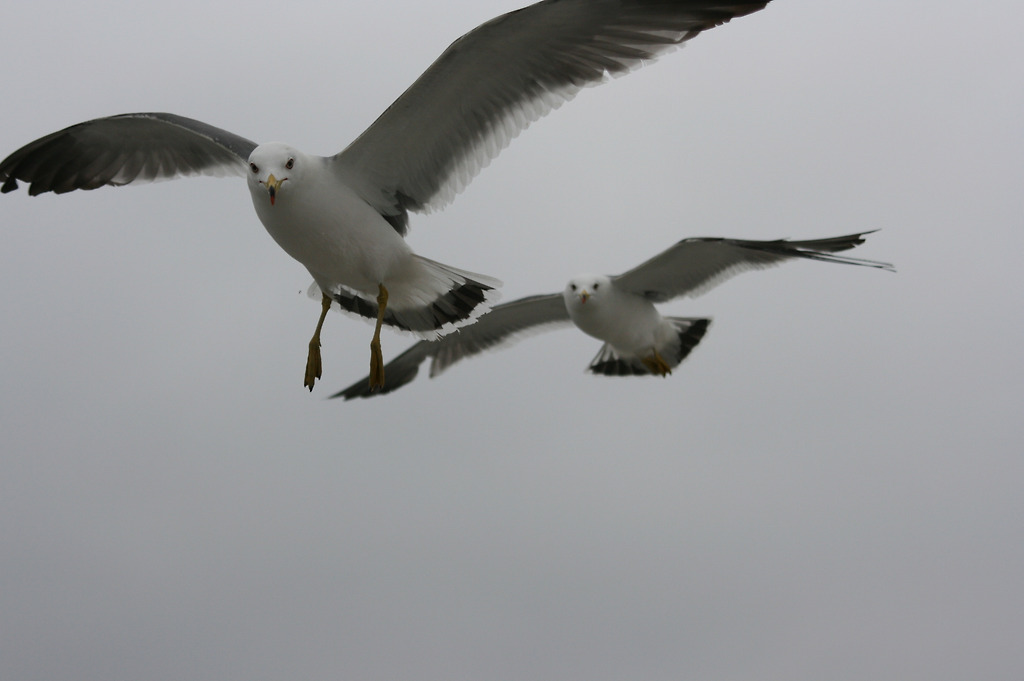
[1,1,1022,679]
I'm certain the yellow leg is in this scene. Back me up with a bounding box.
[304,292,332,391]
[368,283,388,390]
[641,349,672,377]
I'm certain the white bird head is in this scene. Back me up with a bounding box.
[247,142,306,207]
[563,274,612,310]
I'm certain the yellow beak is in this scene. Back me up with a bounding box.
[265,173,285,206]
[579,290,590,304]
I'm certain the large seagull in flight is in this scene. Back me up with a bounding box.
[0,0,772,391]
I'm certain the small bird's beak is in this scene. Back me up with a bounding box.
[265,173,285,206]
[579,289,590,304]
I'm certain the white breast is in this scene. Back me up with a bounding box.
[568,285,664,355]
[248,162,412,295]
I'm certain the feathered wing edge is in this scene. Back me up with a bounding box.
[0,113,257,195]
[334,1,772,224]
[331,292,570,399]
[614,230,895,303]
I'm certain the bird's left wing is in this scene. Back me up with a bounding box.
[333,0,771,223]
[0,113,257,196]
[613,231,895,302]
[332,292,569,399]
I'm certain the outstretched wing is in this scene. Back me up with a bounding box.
[0,113,258,196]
[332,292,569,399]
[613,231,895,302]
[333,0,771,220]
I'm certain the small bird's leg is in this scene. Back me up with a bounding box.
[369,283,388,390]
[304,292,332,391]
[641,349,673,377]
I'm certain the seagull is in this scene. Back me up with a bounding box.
[333,231,894,400]
[0,1,773,392]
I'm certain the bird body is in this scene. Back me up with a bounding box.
[248,143,446,317]
[564,274,689,373]
[566,274,666,353]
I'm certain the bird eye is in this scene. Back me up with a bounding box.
[249,162,259,173]
[570,284,577,291]
[285,158,294,170]
[593,282,599,290]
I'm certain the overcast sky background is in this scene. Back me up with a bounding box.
[1,1,1021,679]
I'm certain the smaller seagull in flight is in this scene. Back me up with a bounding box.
[333,231,894,400]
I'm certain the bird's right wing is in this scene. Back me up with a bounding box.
[0,113,258,196]
[613,231,895,302]
[332,0,771,223]
[332,292,570,399]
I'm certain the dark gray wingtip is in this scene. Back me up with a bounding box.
[329,365,422,400]
[739,230,896,272]
[329,342,432,400]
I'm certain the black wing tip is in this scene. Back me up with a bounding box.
[329,385,364,401]
[329,375,371,400]
[686,230,894,272]
[793,230,877,252]
[329,342,434,401]
[329,373,415,400]
[684,1,775,32]
[784,230,896,271]
[329,368,424,401]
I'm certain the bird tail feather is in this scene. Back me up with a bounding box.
[587,317,710,376]
[325,256,501,340]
